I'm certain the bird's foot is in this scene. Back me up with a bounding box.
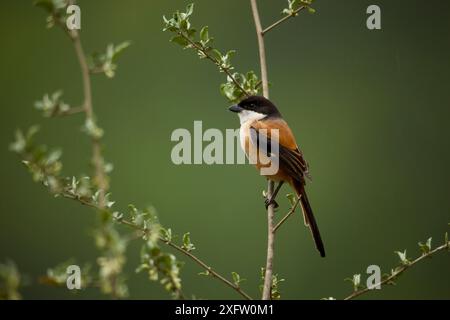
[264,198,279,209]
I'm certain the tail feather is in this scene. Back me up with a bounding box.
[293,179,326,257]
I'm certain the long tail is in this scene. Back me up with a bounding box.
[292,179,326,257]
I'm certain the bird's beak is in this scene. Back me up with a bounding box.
[228,104,243,113]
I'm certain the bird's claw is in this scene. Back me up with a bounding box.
[264,198,279,209]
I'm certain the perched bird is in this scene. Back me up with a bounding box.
[229,96,325,257]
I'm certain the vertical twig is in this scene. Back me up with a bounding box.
[70,29,108,207]
[70,28,115,296]
[250,0,269,99]
[250,0,275,300]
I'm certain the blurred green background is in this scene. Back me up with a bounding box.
[1,0,449,299]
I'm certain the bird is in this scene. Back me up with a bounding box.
[229,95,325,257]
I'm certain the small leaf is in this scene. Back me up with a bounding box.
[182,232,195,252]
[113,212,124,221]
[200,26,208,41]
[170,35,189,47]
[345,274,361,292]
[186,3,194,17]
[231,271,241,286]
[286,193,296,206]
[198,270,211,276]
[418,237,432,255]
[83,119,104,139]
[161,228,172,242]
[395,250,411,266]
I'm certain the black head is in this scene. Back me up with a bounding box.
[228,96,281,118]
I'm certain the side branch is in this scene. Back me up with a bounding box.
[344,242,450,300]
[262,7,306,35]
[61,193,253,300]
[250,0,269,98]
[162,240,253,300]
[178,32,249,96]
[274,197,301,232]
[70,30,109,207]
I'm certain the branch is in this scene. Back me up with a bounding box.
[61,192,253,300]
[162,240,253,300]
[70,29,109,207]
[69,29,120,296]
[262,6,306,35]
[250,0,276,301]
[250,0,269,99]
[178,31,249,97]
[344,240,450,300]
[57,105,85,117]
[44,1,123,296]
[274,197,301,232]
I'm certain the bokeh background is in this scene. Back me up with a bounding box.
[1,0,449,299]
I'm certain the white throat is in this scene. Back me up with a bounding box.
[237,110,266,125]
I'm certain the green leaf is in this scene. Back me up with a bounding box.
[112,212,123,221]
[88,42,131,78]
[111,41,131,62]
[186,3,194,17]
[34,91,70,117]
[270,273,285,300]
[0,260,21,300]
[182,232,195,252]
[200,26,209,45]
[231,271,245,287]
[231,272,240,286]
[211,49,222,61]
[286,193,296,206]
[170,35,189,47]
[395,250,411,266]
[418,237,432,255]
[104,193,115,208]
[345,274,362,292]
[82,118,104,139]
[161,228,172,242]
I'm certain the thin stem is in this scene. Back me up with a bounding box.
[89,67,104,75]
[71,30,109,207]
[250,0,274,300]
[263,181,275,300]
[52,105,85,117]
[250,0,269,99]
[162,240,253,300]
[178,32,250,97]
[274,197,301,232]
[60,105,85,116]
[64,15,115,295]
[262,7,306,35]
[344,242,450,300]
[61,192,253,300]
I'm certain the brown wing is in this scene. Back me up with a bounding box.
[250,118,310,181]
[252,118,298,150]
